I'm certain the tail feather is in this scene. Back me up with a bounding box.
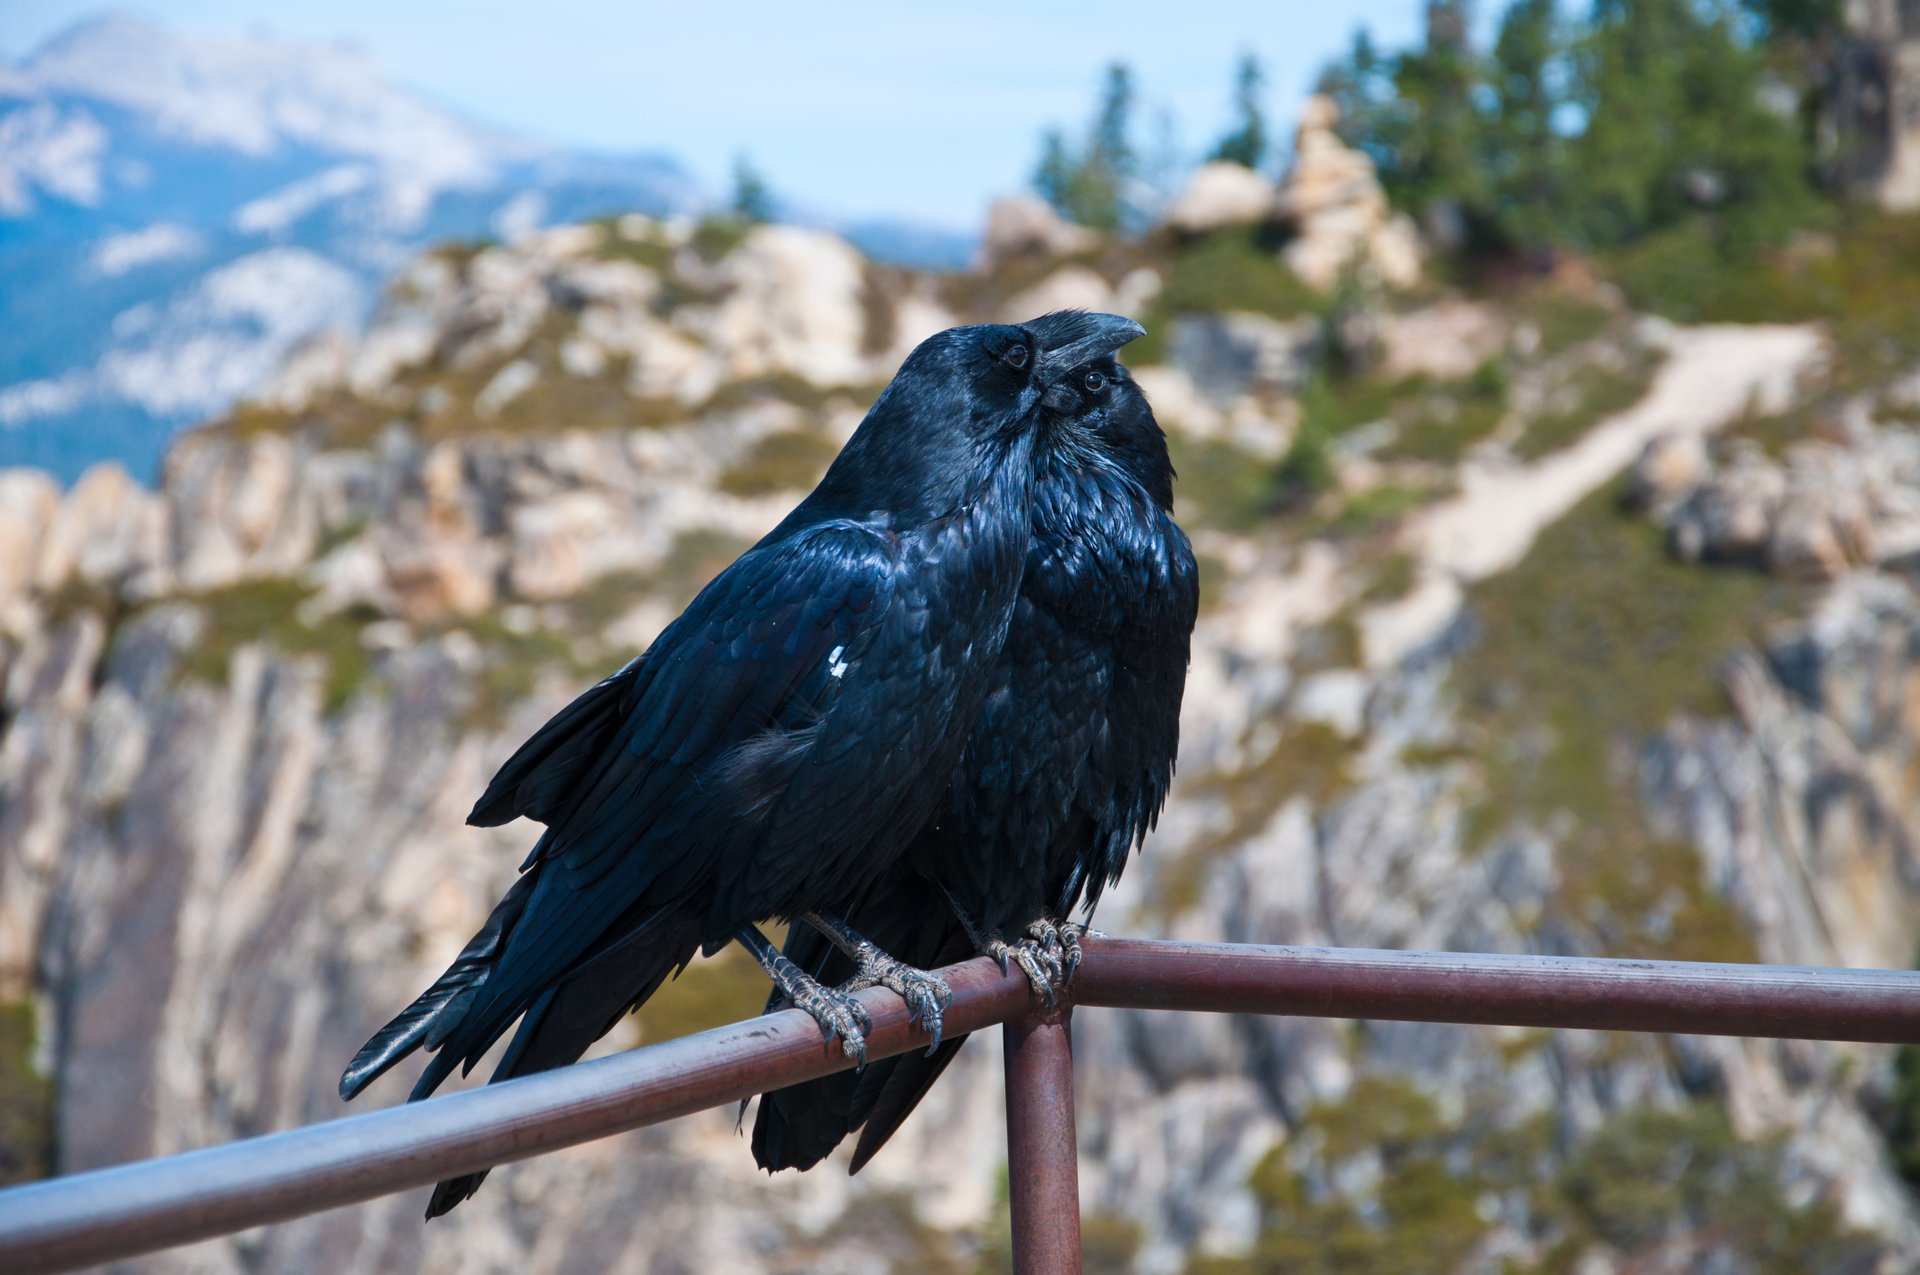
[339,870,539,1101]
[847,1038,968,1173]
[751,879,971,1173]
[421,912,703,1218]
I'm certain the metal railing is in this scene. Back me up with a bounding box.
[4,936,1920,1274]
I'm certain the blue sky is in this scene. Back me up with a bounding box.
[2,2,1427,231]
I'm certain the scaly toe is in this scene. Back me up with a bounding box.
[795,986,870,1064]
[1010,943,1058,1004]
[1059,924,1085,981]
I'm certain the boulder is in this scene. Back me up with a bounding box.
[1377,300,1507,382]
[978,194,1098,271]
[1629,434,1711,518]
[999,265,1116,323]
[1168,312,1319,407]
[1165,161,1277,235]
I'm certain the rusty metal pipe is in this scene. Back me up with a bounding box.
[1003,1008,1081,1275]
[0,957,1035,1274]
[1071,937,1920,1043]
[5,938,1920,1273]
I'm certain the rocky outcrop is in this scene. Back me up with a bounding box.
[1275,96,1422,290]
[1634,413,1920,581]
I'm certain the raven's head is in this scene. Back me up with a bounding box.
[799,315,1144,526]
[1022,310,1173,511]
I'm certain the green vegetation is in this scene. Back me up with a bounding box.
[1606,209,1920,393]
[1166,432,1284,533]
[593,219,673,273]
[1324,0,1817,261]
[1155,718,1358,920]
[1131,226,1316,365]
[0,1002,54,1187]
[171,580,379,713]
[1209,53,1270,171]
[717,429,842,497]
[1511,346,1666,461]
[1359,550,1418,604]
[1453,483,1813,958]
[729,153,776,224]
[451,612,584,731]
[655,528,757,613]
[630,939,784,1045]
[1195,1076,1879,1274]
[689,214,754,265]
[1329,484,1429,536]
[1033,64,1140,232]
[1371,361,1509,466]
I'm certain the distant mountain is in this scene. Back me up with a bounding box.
[0,13,703,482]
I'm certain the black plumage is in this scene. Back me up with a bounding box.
[752,318,1200,1173]
[339,315,1149,1217]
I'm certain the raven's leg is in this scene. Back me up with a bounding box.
[737,925,870,1064]
[937,888,1063,1004]
[801,912,953,1050]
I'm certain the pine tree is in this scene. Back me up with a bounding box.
[1073,63,1136,231]
[729,154,775,224]
[1569,0,1811,249]
[1211,53,1269,169]
[1033,129,1074,215]
[1481,0,1565,253]
[1027,63,1140,231]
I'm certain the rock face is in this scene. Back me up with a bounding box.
[4,207,1920,1275]
[1275,95,1423,290]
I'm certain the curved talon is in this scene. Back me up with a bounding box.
[989,936,1060,1004]
[790,983,870,1064]
[843,963,952,1053]
[1059,923,1085,981]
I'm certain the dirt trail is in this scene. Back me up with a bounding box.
[1361,323,1823,667]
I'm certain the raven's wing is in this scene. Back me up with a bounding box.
[466,656,645,828]
[417,519,906,1082]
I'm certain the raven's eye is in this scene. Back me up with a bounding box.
[1083,370,1106,393]
[1003,344,1029,369]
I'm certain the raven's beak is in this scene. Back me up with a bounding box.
[1034,312,1146,379]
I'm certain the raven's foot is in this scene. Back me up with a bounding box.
[800,912,951,1051]
[983,931,1064,1003]
[784,981,872,1063]
[843,954,952,1051]
[738,924,870,1063]
[936,891,1073,1005]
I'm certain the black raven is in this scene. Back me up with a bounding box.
[338,313,1148,1217]
[751,317,1199,1173]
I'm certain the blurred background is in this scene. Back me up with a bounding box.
[1,1,1917,1271]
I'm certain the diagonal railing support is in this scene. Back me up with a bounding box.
[4,938,1920,1272]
